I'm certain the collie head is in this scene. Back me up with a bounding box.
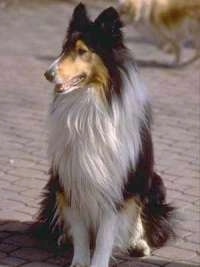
[44,3,128,104]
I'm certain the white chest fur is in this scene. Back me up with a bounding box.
[48,63,148,213]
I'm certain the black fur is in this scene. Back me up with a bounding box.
[32,169,63,242]
[123,119,175,247]
[123,123,153,200]
[67,3,90,37]
[142,173,175,247]
[65,3,123,51]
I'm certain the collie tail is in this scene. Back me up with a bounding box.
[31,171,63,245]
[142,173,175,248]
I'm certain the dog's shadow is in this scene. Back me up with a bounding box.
[0,219,73,265]
[0,219,198,267]
[136,57,200,69]
[136,59,175,69]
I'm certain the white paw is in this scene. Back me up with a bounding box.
[136,239,151,256]
[129,239,151,257]
[70,258,90,267]
[70,264,89,267]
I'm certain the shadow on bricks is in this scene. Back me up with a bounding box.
[0,220,199,267]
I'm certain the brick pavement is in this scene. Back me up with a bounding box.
[0,0,199,266]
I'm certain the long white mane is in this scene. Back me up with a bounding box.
[48,60,149,214]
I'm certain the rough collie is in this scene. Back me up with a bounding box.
[118,0,200,65]
[38,3,174,267]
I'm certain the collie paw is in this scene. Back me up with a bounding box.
[70,258,90,267]
[129,239,151,257]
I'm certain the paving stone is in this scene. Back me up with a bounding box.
[0,243,19,253]
[20,188,41,198]
[0,210,32,221]
[185,187,200,197]
[47,256,71,266]
[0,190,35,205]
[8,168,46,180]
[4,234,38,247]
[117,260,158,267]
[0,199,28,211]
[0,221,31,232]
[0,184,29,194]
[142,256,169,266]
[175,228,193,239]
[0,256,27,267]
[185,233,200,244]
[153,246,197,262]
[190,255,200,265]
[13,178,46,190]
[0,174,19,183]
[165,263,199,267]
[22,262,60,267]
[11,248,52,261]
[0,252,6,259]
[0,232,11,240]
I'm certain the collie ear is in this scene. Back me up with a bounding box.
[95,7,123,38]
[68,3,90,34]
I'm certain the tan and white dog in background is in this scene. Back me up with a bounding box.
[118,0,200,65]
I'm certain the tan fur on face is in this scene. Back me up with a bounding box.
[58,40,110,103]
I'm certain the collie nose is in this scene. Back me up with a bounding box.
[44,69,56,82]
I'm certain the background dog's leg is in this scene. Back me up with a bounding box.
[153,24,182,65]
[66,209,90,267]
[90,211,117,267]
[171,41,181,66]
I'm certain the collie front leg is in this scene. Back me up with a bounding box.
[67,209,90,267]
[91,211,117,267]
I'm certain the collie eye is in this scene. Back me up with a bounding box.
[77,48,87,56]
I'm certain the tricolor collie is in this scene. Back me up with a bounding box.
[118,0,200,65]
[39,3,174,267]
